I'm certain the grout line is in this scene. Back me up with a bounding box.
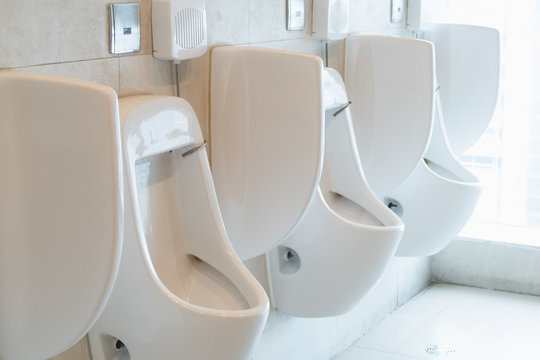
[392,303,449,354]
[3,53,153,71]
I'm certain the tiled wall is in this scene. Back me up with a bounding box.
[2,0,432,359]
[432,238,540,297]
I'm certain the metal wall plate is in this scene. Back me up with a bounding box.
[287,0,305,31]
[391,0,405,23]
[109,3,141,54]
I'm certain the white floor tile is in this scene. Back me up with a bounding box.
[355,300,445,352]
[395,306,515,360]
[345,284,540,360]
[484,317,540,360]
[339,347,420,360]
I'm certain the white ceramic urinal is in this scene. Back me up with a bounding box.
[211,46,325,261]
[344,35,435,196]
[88,96,268,360]
[212,47,403,318]
[266,69,404,317]
[0,72,123,360]
[386,24,500,256]
[387,93,482,256]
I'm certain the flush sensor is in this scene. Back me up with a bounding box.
[109,3,141,54]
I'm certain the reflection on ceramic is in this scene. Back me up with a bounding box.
[422,23,500,155]
[267,69,403,317]
[0,71,123,359]
[211,46,324,260]
[387,94,481,257]
[345,35,435,196]
[88,96,268,360]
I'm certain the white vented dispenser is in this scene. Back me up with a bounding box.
[152,0,207,61]
[312,0,349,41]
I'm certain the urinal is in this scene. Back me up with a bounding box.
[386,93,482,256]
[266,69,404,317]
[386,25,500,256]
[88,95,269,360]
[0,72,123,359]
[344,35,435,197]
[211,46,403,318]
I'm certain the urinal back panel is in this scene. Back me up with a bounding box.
[345,35,435,196]
[422,24,500,155]
[0,72,123,360]
[211,47,325,260]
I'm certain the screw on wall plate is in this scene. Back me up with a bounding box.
[425,344,456,356]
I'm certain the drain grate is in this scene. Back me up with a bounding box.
[425,344,457,357]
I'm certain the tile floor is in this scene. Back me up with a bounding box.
[337,283,540,360]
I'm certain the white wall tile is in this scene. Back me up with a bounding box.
[349,0,406,34]
[177,51,211,141]
[253,315,338,360]
[432,239,540,296]
[248,0,312,43]
[16,58,120,93]
[250,38,322,56]
[207,0,250,45]
[335,260,398,352]
[119,54,175,97]
[396,257,432,306]
[0,0,153,69]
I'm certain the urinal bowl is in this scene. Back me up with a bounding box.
[267,76,403,318]
[387,157,481,257]
[89,96,268,360]
[267,189,402,317]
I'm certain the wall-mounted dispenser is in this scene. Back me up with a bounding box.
[312,0,350,41]
[152,0,207,61]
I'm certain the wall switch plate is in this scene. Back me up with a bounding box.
[391,0,404,23]
[109,3,140,54]
[287,0,305,31]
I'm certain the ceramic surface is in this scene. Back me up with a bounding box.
[89,95,268,360]
[0,72,123,359]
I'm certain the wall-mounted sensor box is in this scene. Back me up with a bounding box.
[312,0,349,41]
[109,3,141,54]
[152,0,207,61]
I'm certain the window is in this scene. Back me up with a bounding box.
[421,0,540,242]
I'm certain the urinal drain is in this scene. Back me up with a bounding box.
[425,344,456,357]
[384,197,403,217]
[114,339,126,351]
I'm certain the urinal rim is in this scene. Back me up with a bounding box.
[421,157,480,186]
[120,96,268,318]
[317,187,404,232]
